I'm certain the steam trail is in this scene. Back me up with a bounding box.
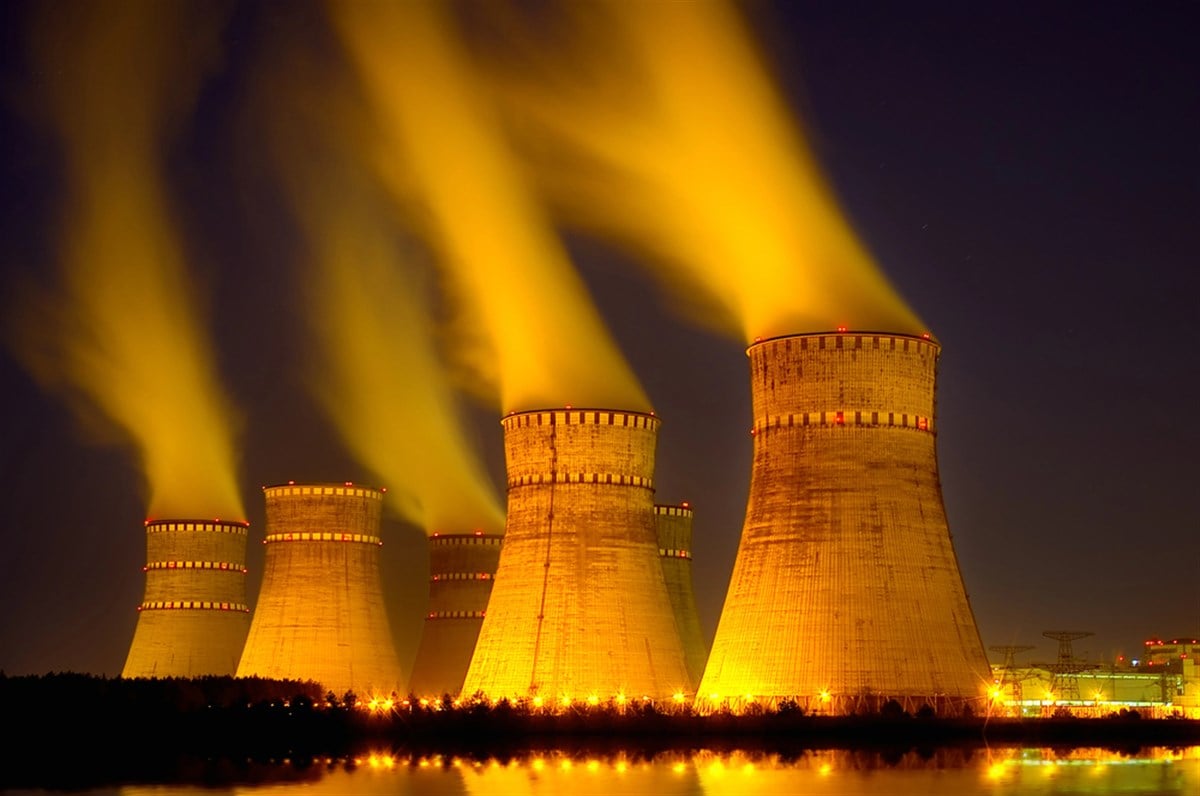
[330,0,651,414]
[245,12,505,534]
[7,0,243,519]
[479,0,925,341]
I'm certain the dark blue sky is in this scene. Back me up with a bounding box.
[1,1,1196,678]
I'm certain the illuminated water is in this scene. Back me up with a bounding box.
[8,746,1198,795]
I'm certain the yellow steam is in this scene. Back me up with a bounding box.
[329,0,651,414]
[10,1,243,519]
[483,0,925,341]
[245,16,504,534]
[298,197,506,534]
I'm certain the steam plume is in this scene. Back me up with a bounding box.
[246,13,505,534]
[8,0,243,519]
[479,0,924,341]
[330,0,650,414]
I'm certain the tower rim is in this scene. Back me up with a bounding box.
[262,481,385,495]
[143,517,250,528]
[500,406,660,423]
[747,330,939,353]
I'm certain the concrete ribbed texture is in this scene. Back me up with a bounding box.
[236,484,404,698]
[654,504,709,690]
[408,532,502,698]
[122,519,250,678]
[462,409,691,701]
[698,332,990,714]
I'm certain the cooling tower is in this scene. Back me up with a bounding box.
[654,504,709,690]
[122,519,251,678]
[698,332,990,715]
[407,530,503,698]
[236,483,404,698]
[462,409,691,701]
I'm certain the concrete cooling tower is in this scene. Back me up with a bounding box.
[654,504,709,690]
[698,332,990,715]
[407,530,503,698]
[462,409,691,702]
[122,519,251,678]
[236,483,404,698]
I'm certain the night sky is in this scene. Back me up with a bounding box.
[1,1,1196,680]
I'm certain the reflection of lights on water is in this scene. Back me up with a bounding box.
[985,761,1010,780]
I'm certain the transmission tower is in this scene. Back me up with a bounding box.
[989,644,1034,700]
[1037,631,1095,701]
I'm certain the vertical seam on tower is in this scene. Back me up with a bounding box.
[529,413,556,693]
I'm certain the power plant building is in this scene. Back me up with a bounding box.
[408,530,503,698]
[122,518,251,678]
[236,483,404,698]
[654,503,709,690]
[462,409,692,702]
[699,332,990,714]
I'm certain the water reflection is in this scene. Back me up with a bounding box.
[101,746,1200,796]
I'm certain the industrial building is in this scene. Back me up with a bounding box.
[236,482,404,698]
[654,503,709,689]
[699,332,991,714]
[989,636,1200,718]
[408,530,503,698]
[462,409,692,702]
[122,518,251,678]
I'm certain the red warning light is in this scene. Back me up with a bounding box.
[835,411,845,425]
[836,325,847,333]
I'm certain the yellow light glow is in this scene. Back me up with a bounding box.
[673,762,687,774]
[819,689,832,703]
[532,696,544,708]
[560,696,571,707]
[587,694,600,706]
